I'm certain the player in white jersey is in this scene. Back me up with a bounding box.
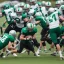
[47,8,64,60]
[55,1,61,11]
[28,9,35,23]
[0,4,15,33]
[41,1,51,17]
[19,2,25,9]
[30,0,38,10]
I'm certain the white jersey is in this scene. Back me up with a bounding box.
[31,4,38,10]
[28,9,35,23]
[4,8,14,21]
[10,12,24,28]
[54,8,58,11]
[41,6,48,17]
[16,15,24,28]
[47,11,61,29]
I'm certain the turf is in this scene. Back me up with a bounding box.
[0,17,64,64]
[0,53,64,64]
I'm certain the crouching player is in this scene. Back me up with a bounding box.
[0,30,16,58]
[6,23,40,56]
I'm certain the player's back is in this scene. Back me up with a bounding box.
[0,33,15,50]
[47,11,60,29]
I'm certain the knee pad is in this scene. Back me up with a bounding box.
[33,39,40,47]
[42,42,46,46]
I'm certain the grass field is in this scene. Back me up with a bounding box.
[0,17,64,64]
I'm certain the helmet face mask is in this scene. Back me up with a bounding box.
[46,6,51,10]
[55,1,61,8]
[16,12,22,16]
[56,4,60,8]
[25,8,29,12]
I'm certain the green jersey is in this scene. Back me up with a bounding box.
[35,16,47,29]
[21,27,37,36]
[0,33,15,50]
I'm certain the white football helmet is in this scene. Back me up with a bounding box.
[9,30,16,38]
[16,7,23,13]
[27,23,36,29]
[35,12,42,16]
[45,1,51,7]
[48,7,55,13]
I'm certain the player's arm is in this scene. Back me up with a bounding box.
[22,13,29,22]
[35,21,40,25]
[0,12,3,17]
[23,18,29,22]
[59,16,64,21]
[20,34,32,40]
[20,34,26,40]
[32,34,36,39]
[58,11,64,21]
[8,41,15,50]
[0,10,5,17]
[2,21,7,27]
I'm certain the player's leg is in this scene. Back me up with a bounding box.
[6,40,24,57]
[50,28,64,59]
[33,39,40,48]
[26,40,40,56]
[36,29,47,54]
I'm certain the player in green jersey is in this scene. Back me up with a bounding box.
[6,23,40,57]
[0,30,16,58]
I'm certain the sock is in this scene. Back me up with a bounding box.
[38,46,41,51]
[58,51,63,57]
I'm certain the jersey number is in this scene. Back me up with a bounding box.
[49,14,57,22]
[0,35,8,43]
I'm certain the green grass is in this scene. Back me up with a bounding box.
[0,53,64,64]
[0,16,64,64]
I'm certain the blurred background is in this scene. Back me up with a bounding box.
[0,0,56,2]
